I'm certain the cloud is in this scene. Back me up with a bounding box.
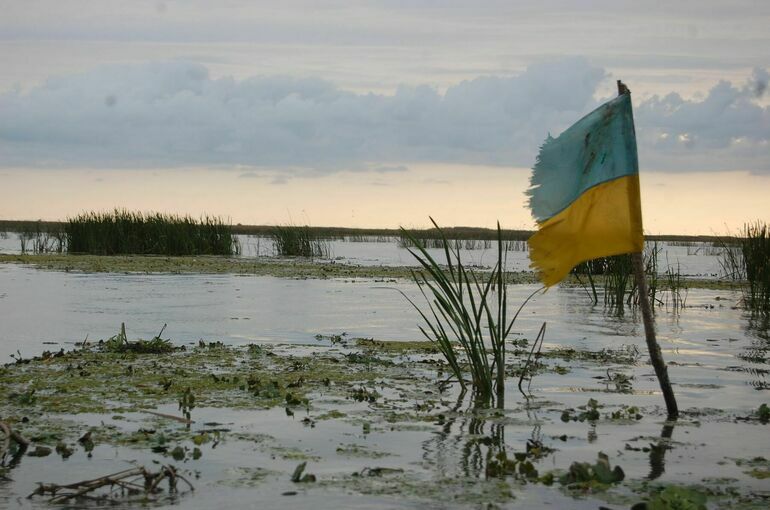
[0,58,768,173]
[635,67,770,172]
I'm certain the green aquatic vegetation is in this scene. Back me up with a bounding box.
[178,386,195,420]
[745,468,770,479]
[561,398,603,422]
[271,225,330,258]
[8,388,37,406]
[315,332,349,346]
[485,450,539,480]
[0,342,391,419]
[604,370,635,393]
[484,441,555,483]
[101,323,176,354]
[0,252,738,291]
[559,452,625,489]
[345,351,392,366]
[645,485,707,510]
[719,221,770,313]
[609,405,643,421]
[757,403,769,423]
[354,338,438,354]
[349,386,380,403]
[320,472,518,506]
[403,219,542,405]
[544,344,641,365]
[66,209,239,256]
[55,442,74,459]
[733,457,770,481]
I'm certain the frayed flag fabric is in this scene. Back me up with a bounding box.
[526,92,643,287]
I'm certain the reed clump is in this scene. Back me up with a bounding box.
[65,210,239,256]
[100,323,176,354]
[721,221,770,313]
[271,225,330,258]
[402,219,541,406]
[572,243,686,312]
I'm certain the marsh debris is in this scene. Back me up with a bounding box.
[290,462,316,483]
[28,464,194,504]
[101,323,177,354]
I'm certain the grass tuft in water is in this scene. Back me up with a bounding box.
[719,221,770,313]
[101,323,176,354]
[66,209,239,256]
[572,243,686,313]
[271,225,330,258]
[402,218,540,406]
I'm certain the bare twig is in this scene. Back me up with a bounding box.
[29,465,193,503]
[518,322,547,398]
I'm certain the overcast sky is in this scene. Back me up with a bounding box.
[1,1,768,233]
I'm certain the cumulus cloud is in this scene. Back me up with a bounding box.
[0,58,768,173]
[635,67,770,172]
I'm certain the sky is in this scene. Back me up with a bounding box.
[1,0,769,234]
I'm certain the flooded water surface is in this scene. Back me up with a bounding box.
[0,259,768,509]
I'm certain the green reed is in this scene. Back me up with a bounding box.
[66,209,239,256]
[742,222,770,312]
[271,225,330,258]
[721,221,770,312]
[402,219,541,406]
[572,242,677,312]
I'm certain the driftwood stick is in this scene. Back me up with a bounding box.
[0,421,31,457]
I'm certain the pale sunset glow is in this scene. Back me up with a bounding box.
[1,1,768,233]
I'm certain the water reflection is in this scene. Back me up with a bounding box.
[0,438,27,472]
[741,313,770,390]
[423,391,549,482]
[647,423,674,480]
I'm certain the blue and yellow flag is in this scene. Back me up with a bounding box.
[527,93,643,287]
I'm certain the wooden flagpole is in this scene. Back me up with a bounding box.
[619,80,679,419]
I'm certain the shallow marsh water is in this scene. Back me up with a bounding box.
[0,233,724,277]
[0,260,768,509]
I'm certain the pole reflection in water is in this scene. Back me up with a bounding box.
[647,423,675,480]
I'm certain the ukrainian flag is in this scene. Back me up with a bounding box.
[527,92,643,287]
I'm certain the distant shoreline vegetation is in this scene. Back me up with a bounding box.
[66,210,239,256]
[0,219,734,245]
[2,210,239,256]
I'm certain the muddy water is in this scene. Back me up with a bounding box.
[1,263,768,509]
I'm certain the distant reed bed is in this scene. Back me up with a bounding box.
[66,210,239,256]
[271,225,330,258]
[398,233,529,252]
